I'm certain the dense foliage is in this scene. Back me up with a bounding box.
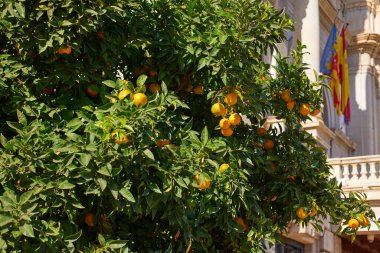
[0,0,376,252]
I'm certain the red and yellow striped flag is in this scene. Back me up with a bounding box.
[340,27,350,123]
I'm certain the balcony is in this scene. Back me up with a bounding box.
[328,155,380,190]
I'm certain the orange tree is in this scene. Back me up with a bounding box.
[0,0,377,252]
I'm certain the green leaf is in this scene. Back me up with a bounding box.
[108,240,128,249]
[61,20,72,26]
[161,81,168,95]
[119,188,136,202]
[58,180,75,190]
[65,230,82,243]
[19,224,35,238]
[148,182,162,194]
[197,58,207,71]
[0,134,8,148]
[19,191,33,206]
[136,74,148,87]
[0,213,13,227]
[66,118,83,132]
[14,3,25,18]
[201,126,209,146]
[79,154,91,167]
[143,149,155,160]
[102,80,116,88]
[97,178,107,191]
[98,234,106,246]
[7,121,23,134]
[16,110,27,125]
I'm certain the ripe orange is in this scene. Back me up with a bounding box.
[263,140,274,150]
[296,207,307,220]
[234,217,248,231]
[221,127,233,137]
[149,83,161,93]
[280,89,291,102]
[43,87,54,95]
[86,85,99,98]
[309,207,317,217]
[193,85,204,95]
[96,31,105,39]
[148,71,158,77]
[211,103,226,117]
[57,46,72,55]
[112,132,129,144]
[348,218,359,229]
[118,89,132,100]
[256,128,267,135]
[310,108,320,116]
[287,175,296,181]
[229,113,241,125]
[156,139,170,147]
[195,175,211,190]
[219,118,231,130]
[271,162,277,172]
[360,217,369,227]
[287,101,296,111]
[133,93,148,106]
[271,195,278,201]
[224,92,238,106]
[218,163,229,173]
[299,103,310,116]
[85,213,94,227]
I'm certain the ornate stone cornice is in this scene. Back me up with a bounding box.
[348,33,380,58]
[319,0,351,40]
[346,0,377,14]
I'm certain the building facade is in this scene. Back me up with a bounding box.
[267,0,380,252]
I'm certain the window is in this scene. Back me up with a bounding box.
[275,238,304,253]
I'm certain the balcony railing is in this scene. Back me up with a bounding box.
[328,155,380,188]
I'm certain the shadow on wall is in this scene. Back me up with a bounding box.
[291,0,307,49]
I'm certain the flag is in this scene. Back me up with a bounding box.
[339,27,351,123]
[320,24,341,115]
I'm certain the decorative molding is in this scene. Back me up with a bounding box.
[348,33,380,58]
[333,128,356,151]
[346,0,377,14]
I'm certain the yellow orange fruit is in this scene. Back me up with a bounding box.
[149,83,161,93]
[57,46,72,55]
[234,217,248,231]
[221,127,233,137]
[133,93,148,106]
[287,101,296,111]
[360,217,369,227]
[296,207,308,220]
[195,175,211,190]
[310,108,320,116]
[229,113,241,125]
[271,195,278,201]
[348,218,359,229]
[256,128,267,135]
[118,89,132,100]
[110,98,116,103]
[112,132,129,144]
[211,103,226,117]
[309,207,317,217]
[218,163,230,173]
[299,103,310,116]
[263,140,274,150]
[156,139,170,147]
[280,89,291,102]
[224,92,238,106]
[219,118,231,130]
[193,85,204,95]
[85,213,94,227]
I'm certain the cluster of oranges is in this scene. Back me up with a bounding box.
[279,89,320,116]
[211,91,241,137]
[296,207,317,220]
[116,80,148,107]
[347,216,370,229]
